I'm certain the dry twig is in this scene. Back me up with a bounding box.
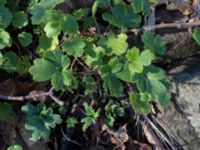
[131,20,200,32]
[0,88,64,105]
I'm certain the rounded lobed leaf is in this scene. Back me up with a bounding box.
[18,32,33,47]
[12,11,28,28]
[0,30,12,49]
[0,6,12,29]
[29,58,56,81]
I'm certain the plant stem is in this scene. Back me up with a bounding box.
[0,87,64,105]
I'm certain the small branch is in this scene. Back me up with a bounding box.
[60,127,82,146]
[0,91,51,101]
[70,58,77,70]
[50,94,64,106]
[0,87,64,106]
[131,20,200,32]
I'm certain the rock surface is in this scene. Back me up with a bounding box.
[158,69,200,150]
[162,31,200,60]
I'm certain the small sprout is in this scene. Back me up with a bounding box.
[81,102,99,132]
[66,117,78,128]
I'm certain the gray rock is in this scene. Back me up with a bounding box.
[158,71,200,150]
[162,31,200,60]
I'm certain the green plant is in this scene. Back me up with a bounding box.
[7,145,23,150]
[82,76,96,98]
[193,27,200,45]
[0,102,13,121]
[66,117,78,128]
[0,0,175,142]
[29,50,75,91]
[81,102,99,132]
[105,100,125,127]
[18,32,33,47]
[102,4,141,31]
[21,103,62,141]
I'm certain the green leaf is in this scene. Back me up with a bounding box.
[98,32,128,55]
[73,8,90,20]
[44,21,61,38]
[135,66,170,107]
[99,58,123,97]
[126,48,139,61]
[12,11,28,28]
[92,1,98,19]
[29,0,64,25]
[0,0,7,5]
[36,35,59,53]
[85,45,105,67]
[101,72,123,97]
[16,56,31,74]
[129,92,150,115]
[21,103,38,116]
[131,0,151,15]
[81,102,99,132]
[105,112,115,127]
[22,102,62,141]
[0,6,12,29]
[7,145,23,150]
[83,17,94,30]
[0,30,11,49]
[62,15,78,35]
[126,47,155,73]
[58,106,67,115]
[113,0,123,4]
[145,65,165,80]
[0,51,18,73]
[29,7,46,25]
[148,0,159,3]
[0,102,13,121]
[83,76,96,98]
[42,10,66,38]
[52,65,73,91]
[92,0,110,19]
[18,32,33,47]
[98,0,110,7]
[108,57,122,73]
[129,60,143,74]
[147,79,170,106]
[102,4,141,30]
[116,65,135,83]
[66,117,78,128]
[30,59,56,81]
[83,102,98,117]
[0,52,3,65]
[81,117,93,132]
[105,101,125,127]
[142,31,166,55]
[193,27,200,45]
[63,37,85,57]
[29,50,71,91]
[139,50,155,66]
[1,52,30,74]
[114,106,125,117]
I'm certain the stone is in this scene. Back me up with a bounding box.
[162,31,200,60]
[158,71,200,150]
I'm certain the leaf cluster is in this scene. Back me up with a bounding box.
[21,103,62,141]
[81,102,99,132]
[0,0,182,142]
